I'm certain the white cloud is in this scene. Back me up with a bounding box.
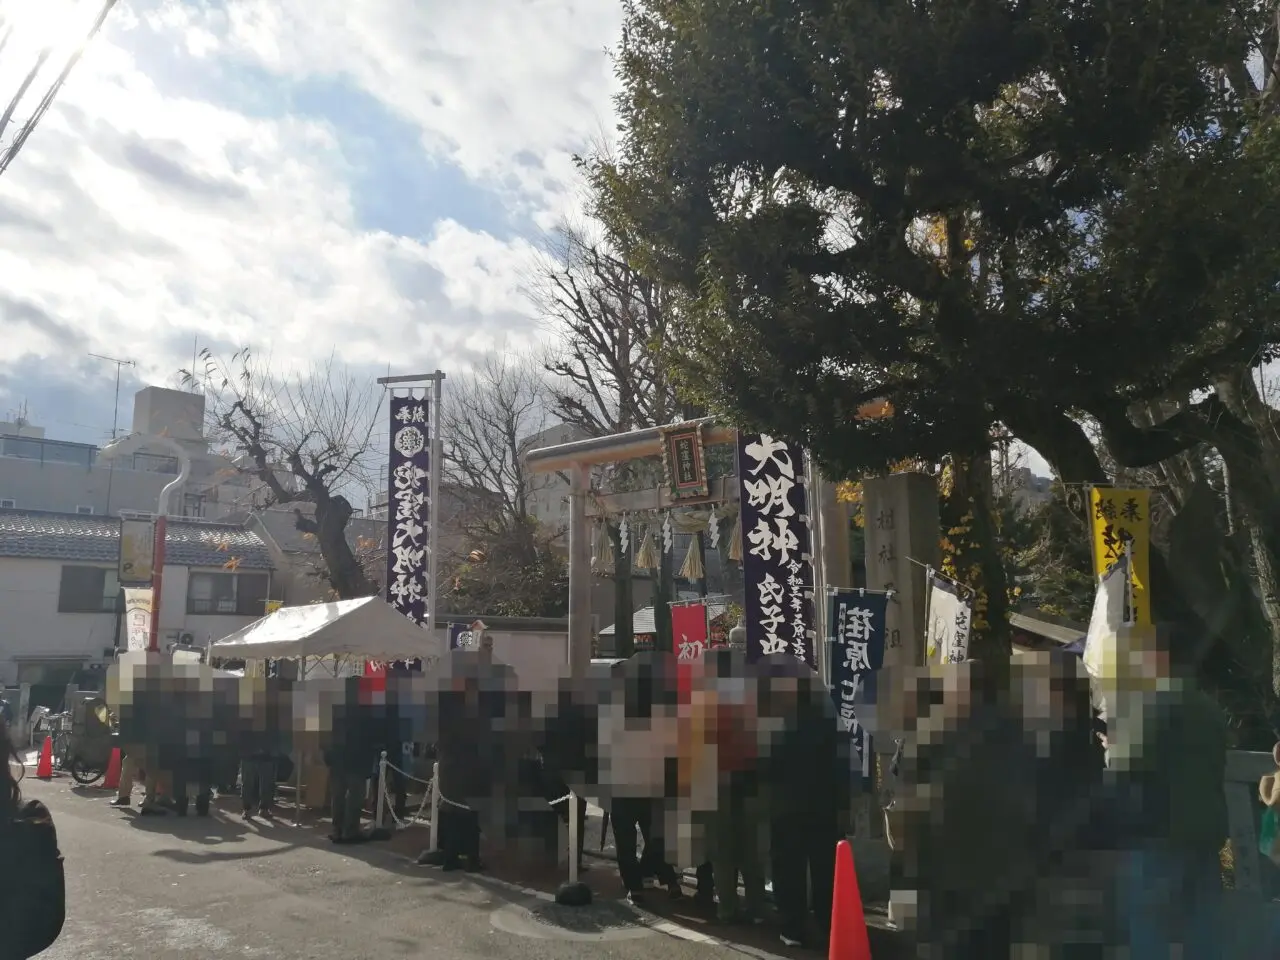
[0,0,624,442]
[160,0,624,226]
[0,29,543,386]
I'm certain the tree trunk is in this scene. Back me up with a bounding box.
[311,494,374,600]
[1213,374,1280,699]
[948,450,1012,674]
[609,523,635,658]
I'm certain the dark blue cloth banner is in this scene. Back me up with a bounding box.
[448,623,476,650]
[828,589,889,777]
[386,394,432,626]
[736,433,815,667]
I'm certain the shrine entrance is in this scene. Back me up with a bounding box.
[525,418,839,686]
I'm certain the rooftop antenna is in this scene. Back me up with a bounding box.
[88,353,136,440]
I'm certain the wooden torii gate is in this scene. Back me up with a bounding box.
[525,418,739,679]
[525,417,852,682]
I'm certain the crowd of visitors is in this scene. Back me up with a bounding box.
[1,621,1270,959]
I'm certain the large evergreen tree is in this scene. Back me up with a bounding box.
[592,0,1280,724]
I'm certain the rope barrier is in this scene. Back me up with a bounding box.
[377,775,435,828]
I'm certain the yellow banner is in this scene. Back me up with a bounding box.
[1088,487,1151,626]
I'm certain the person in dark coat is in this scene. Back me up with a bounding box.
[1,715,65,960]
[325,676,374,843]
[239,677,286,819]
[756,658,851,948]
[168,674,215,818]
[899,660,1041,960]
[1010,652,1115,953]
[432,681,489,869]
[1105,625,1229,958]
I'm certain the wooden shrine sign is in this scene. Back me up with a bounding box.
[660,421,710,502]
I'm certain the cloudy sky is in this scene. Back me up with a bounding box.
[0,0,622,445]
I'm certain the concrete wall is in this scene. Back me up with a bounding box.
[0,557,264,686]
[0,453,261,519]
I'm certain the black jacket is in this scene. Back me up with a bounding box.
[0,800,65,960]
[764,693,851,822]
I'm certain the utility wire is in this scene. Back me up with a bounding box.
[0,0,120,178]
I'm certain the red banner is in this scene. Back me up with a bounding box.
[672,604,708,660]
[362,659,387,693]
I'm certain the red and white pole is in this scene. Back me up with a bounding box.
[148,514,166,652]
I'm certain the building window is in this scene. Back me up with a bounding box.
[181,494,206,519]
[0,498,14,508]
[186,571,270,616]
[57,566,120,614]
[76,505,94,515]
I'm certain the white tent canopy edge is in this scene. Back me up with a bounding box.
[208,596,446,662]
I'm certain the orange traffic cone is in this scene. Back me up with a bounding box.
[35,736,54,780]
[828,839,873,960]
[102,747,122,790]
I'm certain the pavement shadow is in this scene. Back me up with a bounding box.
[70,785,113,799]
[123,809,253,847]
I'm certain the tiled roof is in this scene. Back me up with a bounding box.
[0,509,274,569]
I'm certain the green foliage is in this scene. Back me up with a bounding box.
[1003,490,1096,624]
[590,0,1280,480]
[439,518,568,619]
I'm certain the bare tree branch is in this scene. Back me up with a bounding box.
[180,348,382,599]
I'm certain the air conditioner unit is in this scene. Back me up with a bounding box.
[178,632,196,645]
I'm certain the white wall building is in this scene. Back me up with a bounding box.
[0,385,280,520]
[0,509,274,704]
[520,422,588,538]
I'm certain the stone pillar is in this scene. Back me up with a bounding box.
[818,475,853,592]
[861,473,939,925]
[861,473,940,671]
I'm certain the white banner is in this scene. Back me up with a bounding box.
[924,575,972,664]
[123,588,153,651]
[1083,553,1129,682]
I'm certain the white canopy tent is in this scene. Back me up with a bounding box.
[209,596,445,662]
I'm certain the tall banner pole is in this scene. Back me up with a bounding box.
[806,452,830,688]
[427,373,444,642]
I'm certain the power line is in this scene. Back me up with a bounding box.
[0,0,120,179]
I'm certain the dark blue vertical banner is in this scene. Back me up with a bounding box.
[386,394,432,626]
[829,589,889,777]
[736,433,815,668]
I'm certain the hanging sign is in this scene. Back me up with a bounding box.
[118,517,155,585]
[829,589,889,778]
[448,622,476,650]
[925,574,973,664]
[672,603,709,660]
[660,422,710,501]
[1088,487,1150,626]
[386,394,433,626]
[736,433,816,667]
[123,587,153,651]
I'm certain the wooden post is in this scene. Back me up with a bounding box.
[568,463,592,680]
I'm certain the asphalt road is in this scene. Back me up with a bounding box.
[20,774,790,960]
